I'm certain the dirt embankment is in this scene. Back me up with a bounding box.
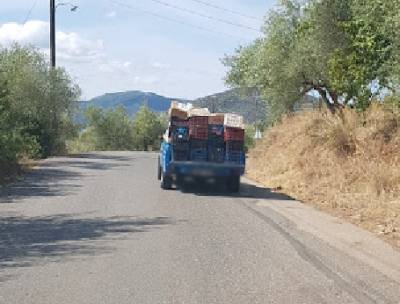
[247,105,400,248]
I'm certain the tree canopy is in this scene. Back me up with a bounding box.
[224,0,400,121]
[0,44,80,170]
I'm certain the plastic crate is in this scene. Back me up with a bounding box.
[226,140,244,152]
[190,139,208,150]
[209,114,225,125]
[173,150,189,161]
[189,125,208,140]
[172,142,190,151]
[171,118,189,127]
[190,148,208,161]
[225,151,244,164]
[189,116,209,126]
[208,124,224,136]
[208,146,225,163]
[172,127,189,142]
[224,127,245,141]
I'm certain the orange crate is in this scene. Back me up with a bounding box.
[224,127,244,141]
[189,116,208,126]
[189,125,208,140]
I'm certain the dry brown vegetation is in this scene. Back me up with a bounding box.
[247,104,400,248]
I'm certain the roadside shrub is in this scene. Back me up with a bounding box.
[0,44,80,169]
[247,103,400,246]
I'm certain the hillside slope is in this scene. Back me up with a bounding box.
[78,89,265,123]
[247,105,400,248]
[193,89,266,122]
[79,91,180,116]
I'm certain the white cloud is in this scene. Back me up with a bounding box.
[56,31,104,61]
[0,21,48,48]
[152,61,171,69]
[0,20,104,62]
[106,11,117,19]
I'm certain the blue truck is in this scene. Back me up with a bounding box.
[157,123,246,192]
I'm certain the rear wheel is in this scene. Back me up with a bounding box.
[227,175,240,193]
[161,172,173,190]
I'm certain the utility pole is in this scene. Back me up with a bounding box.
[50,0,56,68]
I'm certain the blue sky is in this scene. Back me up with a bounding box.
[0,0,277,100]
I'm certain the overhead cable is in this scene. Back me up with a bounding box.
[147,0,261,32]
[108,0,252,40]
[188,0,263,22]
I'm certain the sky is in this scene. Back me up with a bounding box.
[0,0,277,100]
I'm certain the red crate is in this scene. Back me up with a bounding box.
[189,125,208,140]
[224,127,245,141]
[171,118,189,127]
[189,116,208,126]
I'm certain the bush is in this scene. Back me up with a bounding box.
[0,44,80,175]
[69,105,166,153]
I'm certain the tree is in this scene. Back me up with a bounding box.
[224,0,400,121]
[84,106,135,151]
[132,105,165,151]
[0,44,80,173]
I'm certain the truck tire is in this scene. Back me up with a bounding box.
[227,175,240,193]
[157,157,162,181]
[161,172,173,190]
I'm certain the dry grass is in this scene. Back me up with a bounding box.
[247,104,400,248]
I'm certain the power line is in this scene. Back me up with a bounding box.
[23,0,39,24]
[147,0,261,32]
[188,0,263,21]
[108,0,250,40]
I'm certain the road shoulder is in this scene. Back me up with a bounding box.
[242,177,400,284]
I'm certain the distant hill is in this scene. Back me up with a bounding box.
[79,89,265,123]
[79,91,183,117]
[192,89,266,123]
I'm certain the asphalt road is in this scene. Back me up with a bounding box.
[1,152,400,304]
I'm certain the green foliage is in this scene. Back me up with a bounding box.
[224,0,400,121]
[132,105,166,151]
[83,106,135,151]
[71,105,166,152]
[0,44,80,171]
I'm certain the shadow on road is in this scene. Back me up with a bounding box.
[0,214,173,273]
[187,182,294,201]
[0,153,134,203]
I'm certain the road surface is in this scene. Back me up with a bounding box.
[1,152,400,304]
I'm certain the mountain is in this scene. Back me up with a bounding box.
[79,91,184,117]
[79,89,265,123]
[192,89,266,123]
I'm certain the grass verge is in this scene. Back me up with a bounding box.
[247,105,400,248]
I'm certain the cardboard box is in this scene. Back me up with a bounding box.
[189,108,210,117]
[169,107,188,120]
[224,113,244,129]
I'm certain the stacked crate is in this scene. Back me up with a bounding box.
[208,119,225,163]
[171,118,190,161]
[224,114,245,164]
[189,116,209,161]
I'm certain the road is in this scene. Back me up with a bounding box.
[1,152,400,304]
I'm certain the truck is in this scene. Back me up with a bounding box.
[157,103,246,193]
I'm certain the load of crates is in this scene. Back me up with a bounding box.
[166,101,245,164]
